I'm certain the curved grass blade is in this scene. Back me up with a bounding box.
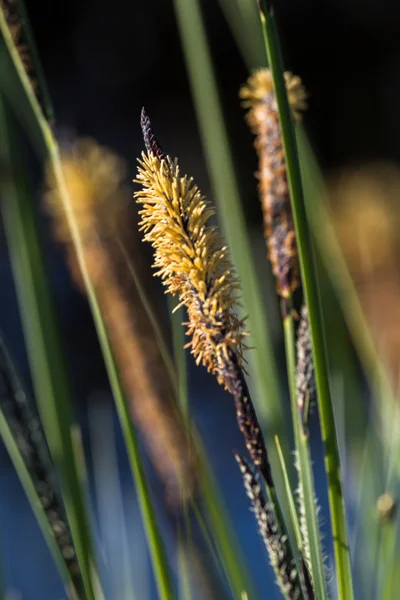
[0,97,97,600]
[0,332,84,596]
[0,7,47,156]
[172,0,284,437]
[0,9,174,599]
[257,3,354,597]
[49,149,175,600]
[283,316,328,600]
[0,408,77,596]
[217,0,266,70]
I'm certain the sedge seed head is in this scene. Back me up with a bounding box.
[240,68,307,122]
[44,138,128,244]
[134,152,247,386]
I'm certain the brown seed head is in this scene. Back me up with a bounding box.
[377,493,397,522]
[45,138,127,243]
[240,68,307,302]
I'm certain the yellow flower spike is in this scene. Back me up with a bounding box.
[134,147,248,389]
[136,109,276,488]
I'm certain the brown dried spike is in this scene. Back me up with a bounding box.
[240,69,307,302]
[225,358,272,486]
[235,454,306,600]
[296,304,315,431]
[0,334,83,592]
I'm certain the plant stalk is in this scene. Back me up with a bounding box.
[258,3,354,597]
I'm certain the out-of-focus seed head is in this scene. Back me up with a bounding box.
[240,68,307,124]
[240,68,307,303]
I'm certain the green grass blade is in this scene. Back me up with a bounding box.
[258,4,354,597]
[283,316,328,599]
[47,144,174,600]
[0,331,84,596]
[118,239,177,392]
[0,97,97,600]
[168,300,188,416]
[172,0,283,436]
[217,0,266,69]
[0,9,173,597]
[88,400,136,600]
[0,409,76,595]
[177,530,193,600]
[0,9,47,156]
[14,0,55,123]
[197,456,258,600]
[274,436,302,551]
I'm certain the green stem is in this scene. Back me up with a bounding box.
[49,143,175,600]
[14,0,55,123]
[258,3,354,598]
[172,0,283,433]
[283,315,328,600]
[0,96,95,600]
[0,10,174,598]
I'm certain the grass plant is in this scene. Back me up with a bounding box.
[0,1,399,599]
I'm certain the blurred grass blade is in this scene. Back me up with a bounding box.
[48,147,174,600]
[169,304,189,417]
[177,530,192,600]
[297,129,395,403]
[172,0,284,436]
[0,8,47,156]
[197,455,258,600]
[0,97,97,600]
[258,3,354,597]
[217,0,266,69]
[118,240,177,392]
[0,7,173,598]
[14,0,55,123]
[88,399,136,600]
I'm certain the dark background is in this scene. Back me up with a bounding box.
[1,0,400,598]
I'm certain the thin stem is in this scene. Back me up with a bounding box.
[0,96,96,600]
[0,11,174,598]
[258,3,354,597]
[14,0,55,123]
[117,238,177,392]
[49,143,175,600]
[172,0,284,435]
[283,315,328,600]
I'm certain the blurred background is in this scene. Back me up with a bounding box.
[2,0,400,598]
